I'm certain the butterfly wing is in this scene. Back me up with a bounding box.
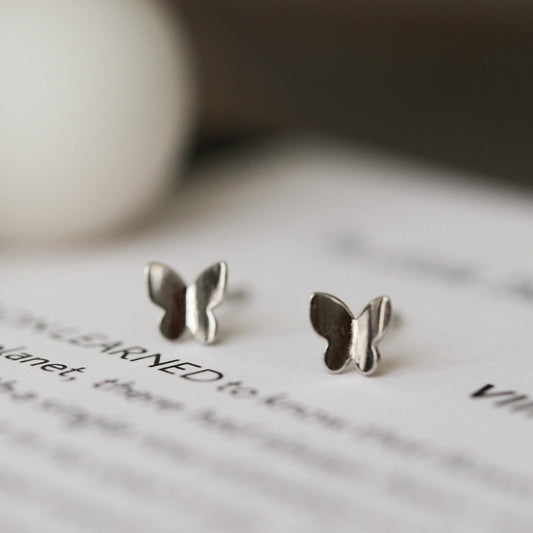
[186,261,228,344]
[353,296,391,375]
[367,296,392,341]
[310,292,354,373]
[146,262,187,340]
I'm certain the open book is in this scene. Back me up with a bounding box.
[0,139,532,532]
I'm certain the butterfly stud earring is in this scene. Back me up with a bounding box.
[146,261,228,344]
[310,293,392,376]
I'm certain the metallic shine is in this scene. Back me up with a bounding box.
[146,261,227,344]
[310,293,392,376]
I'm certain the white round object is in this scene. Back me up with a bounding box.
[0,0,195,241]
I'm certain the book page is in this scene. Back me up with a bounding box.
[1,139,532,532]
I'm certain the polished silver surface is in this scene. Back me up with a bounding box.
[310,293,392,376]
[146,261,227,344]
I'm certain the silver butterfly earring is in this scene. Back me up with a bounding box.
[310,293,392,376]
[146,261,227,344]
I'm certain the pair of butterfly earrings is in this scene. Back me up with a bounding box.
[146,261,392,377]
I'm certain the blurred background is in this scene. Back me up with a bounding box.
[1,0,532,241]
[179,0,533,182]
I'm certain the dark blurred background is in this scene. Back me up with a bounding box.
[174,0,533,184]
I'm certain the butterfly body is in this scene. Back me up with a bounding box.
[146,261,227,344]
[310,293,391,376]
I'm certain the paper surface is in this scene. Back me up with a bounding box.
[1,139,533,532]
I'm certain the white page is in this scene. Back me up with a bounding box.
[0,139,532,532]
